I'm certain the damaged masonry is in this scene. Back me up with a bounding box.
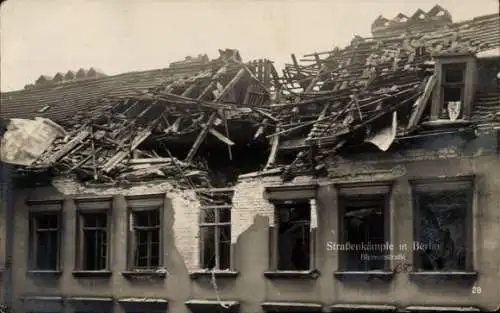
[1,4,500,313]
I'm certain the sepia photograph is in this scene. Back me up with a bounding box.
[1,0,499,312]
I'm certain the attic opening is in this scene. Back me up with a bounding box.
[151,129,270,187]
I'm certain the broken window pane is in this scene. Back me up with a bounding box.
[31,213,60,270]
[415,190,468,271]
[132,209,161,269]
[81,212,108,270]
[276,201,311,271]
[341,197,387,271]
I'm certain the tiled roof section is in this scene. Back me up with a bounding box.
[0,52,243,126]
[1,69,173,126]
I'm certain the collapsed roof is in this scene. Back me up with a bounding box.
[1,7,499,187]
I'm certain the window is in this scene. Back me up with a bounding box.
[29,212,61,270]
[339,196,388,271]
[336,181,392,272]
[264,183,318,276]
[440,63,466,120]
[199,205,231,270]
[78,212,109,271]
[411,177,473,272]
[130,209,161,269]
[275,201,311,271]
[74,198,112,275]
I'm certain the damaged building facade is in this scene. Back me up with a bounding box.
[1,6,500,313]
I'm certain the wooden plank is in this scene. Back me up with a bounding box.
[265,128,280,169]
[314,53,321,68]
[102,128,152,173]
[258,59,264,81]
[181,82,198,97]
[263,60,271,89]
[291,54,302,75]
[185,112,218,163]
[208,128,235,146]
[254,118,268,139]
[90,127,98,180]
[165,117,181,133]
[407,75,436,129]
[46,130,90,164]
[128,158,175,165]
[197,81,216,100]
[215,67,247,102]
[253,108,279,122]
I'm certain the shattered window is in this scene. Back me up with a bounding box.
[79,212,108,270]
[199,206,231,270]
[276,201,311,271]
[340,197,387,271]
[30,212,60,270]
[414,190,468,271]
[131,209,161,269]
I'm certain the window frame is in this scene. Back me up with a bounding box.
[125,194,165,272]
[26,199,63,273]
[336,181,393,272]
[440,62,466,119]
[264,183,319,278]
[74,197,113,274]
[410,176,474,272]
[430,54,476,122]
[272,199,315,272]
[199,204,232,270]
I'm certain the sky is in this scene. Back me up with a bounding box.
[1,0,498,92]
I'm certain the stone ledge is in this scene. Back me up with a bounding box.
[26,270,62,278]
[409,271,478,282]
[189,270,239,279]
[121,270,166,280]
[334,271,395,282]
[264,269,320,279]
[72,270,112,278]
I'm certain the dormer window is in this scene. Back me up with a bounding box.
[441,63,466,120]
[430,54,476,123]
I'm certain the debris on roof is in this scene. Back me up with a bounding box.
[1,7,499,188]
[5,49,279,188]
[271,10,499,179]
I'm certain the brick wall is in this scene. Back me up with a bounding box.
[231,176,280,244]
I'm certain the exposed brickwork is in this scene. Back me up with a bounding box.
[169,189,200,271]
[231,176,280,244]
